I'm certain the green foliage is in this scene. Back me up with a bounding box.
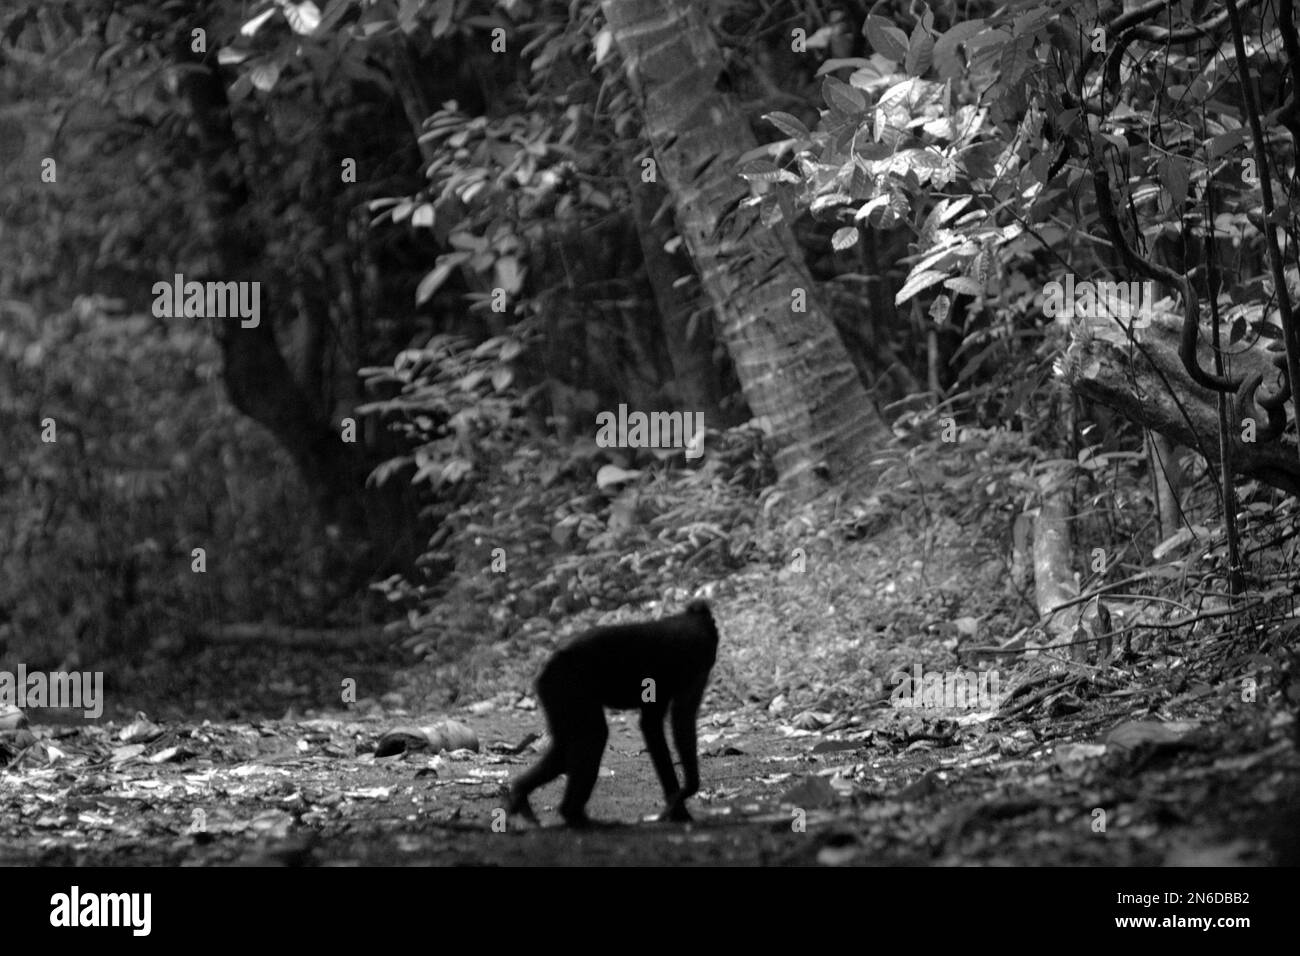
[365,44,616,309]
[7,0,1293,708]
[358,331,779,669]
[358,331,532,491]
[379,105,588,307]
[747,1,1290,425]
[0,298,357,665]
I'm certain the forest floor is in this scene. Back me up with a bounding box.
[1,631,1297,865]
[3,515,1299,866]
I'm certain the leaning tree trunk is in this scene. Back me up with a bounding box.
[601,0,891,493]
[1065,310,1300,495]
[623,152,727,420]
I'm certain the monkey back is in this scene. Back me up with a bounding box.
[538,603,718,711]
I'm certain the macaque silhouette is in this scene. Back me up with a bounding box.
[507,600,719,827]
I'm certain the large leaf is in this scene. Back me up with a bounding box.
[932,18,984,77]
[906,25,935,77]
[416,252,471,305]
[763,111,810,139]
[284,1,322,35]
[815,58,872,77]
[895,268,950,305]
[944,276,984,296]
[822,75,866,114]
[863,15,908,62]
[832,226,860,250]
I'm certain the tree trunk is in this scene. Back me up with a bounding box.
[601,0,891,494]
[623,152,728,420]
[1032,474,1078,637]
[1146,431,1184,540]
[1010,511,1033,592]
[1033,387,1081,644]
[1066,311,1300,495]
[172,50,420,576]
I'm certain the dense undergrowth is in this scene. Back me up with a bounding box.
[360,333,1300,725]
[0,297,377,674]
[5,314,1298,727]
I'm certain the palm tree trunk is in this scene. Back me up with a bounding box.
[601,0,891,493]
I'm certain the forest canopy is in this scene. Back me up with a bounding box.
[0,0,1297,701]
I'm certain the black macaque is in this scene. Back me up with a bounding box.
[506,600,719,827]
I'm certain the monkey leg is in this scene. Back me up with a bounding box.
[639,707,681,804]
[670,692,701,801]
[507,743,565,822]
[507,658,577,820]
[558,712,608,827]
[658,681,707,822]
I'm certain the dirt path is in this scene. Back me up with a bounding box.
[3,678,1294,865]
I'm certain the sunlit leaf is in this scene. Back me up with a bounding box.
[895,268,949,305]
[284,1,322,35]
[594,27,613,65]
[249,61,281,92]
[763,111,810,139]
[596,465,642,489]
[240,7,277,36]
